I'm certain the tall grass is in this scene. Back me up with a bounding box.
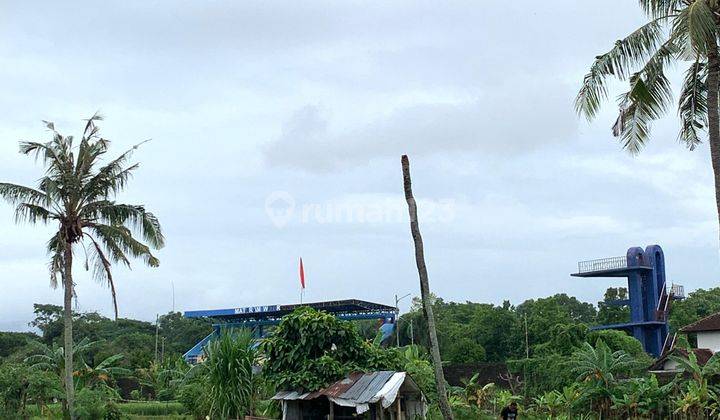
[202,329,258,418]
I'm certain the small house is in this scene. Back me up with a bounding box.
[649,347,715,373]
[272,371,426,420]
[680,312,720,352]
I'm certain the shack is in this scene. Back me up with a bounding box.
[272,371,426,420]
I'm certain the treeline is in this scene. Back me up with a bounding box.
[2,287,719,372]
[0,288,719,418]
[1,304,212,374]
[397,287,720,365]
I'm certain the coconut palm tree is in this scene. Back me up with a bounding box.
[0,115,164,418]
[576,1,720,229]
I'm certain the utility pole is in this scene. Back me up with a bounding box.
[161,337,166,364]
[395,293,411,347]
[524,314,530,359]
[410,319,414,345]
[154,314,160,364]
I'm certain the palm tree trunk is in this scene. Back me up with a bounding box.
[63,244,76,420]
[401,155,454,420]
[708,38,720,236]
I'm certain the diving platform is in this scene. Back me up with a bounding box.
[572,245,683,357]
[572,255,653,277]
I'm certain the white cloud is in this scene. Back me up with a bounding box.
[1,1,719,331]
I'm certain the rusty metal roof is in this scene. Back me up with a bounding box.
[322,372,365,398]
[272,371,419,403]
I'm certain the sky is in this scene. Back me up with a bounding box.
[1,1,719,332]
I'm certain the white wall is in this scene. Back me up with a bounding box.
[662,359,680,371]
[697,331,720,352]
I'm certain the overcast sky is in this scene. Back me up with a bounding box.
[1,1,718,332]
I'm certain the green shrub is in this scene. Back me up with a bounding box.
[129,389,143,401]
[178,381,208,418]
[262,307,401,391]
[157,388,175,401]
[74,388,110,420]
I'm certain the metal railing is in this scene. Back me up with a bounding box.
[577,255,628,273]
[671,284,685,299]
[661,332,677,356]
[657,281,669,313]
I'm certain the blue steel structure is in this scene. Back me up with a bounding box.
[183,299,397,363]
[572,245,684,358]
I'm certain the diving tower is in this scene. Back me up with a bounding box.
[183,299,397,363]
[572,245,684,357]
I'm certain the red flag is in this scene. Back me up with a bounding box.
[299,258,305,289]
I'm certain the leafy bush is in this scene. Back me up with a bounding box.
[178,381,209,419]
[262,307,401,391]
[587,329,645,358]
[446,337,486,364]
[508,354,575,396]
[156,387,175,401]
[74,387,119,420]
[129,389,143,401]
[400,345,437,402]
[0,363,31,416]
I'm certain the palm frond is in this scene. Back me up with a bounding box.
[47,232,65,289]
[81,202,165,249]
[85,228,131,268]
[678,60,708,149]
[85,234,119,320]
[672,0,716,55]
[639,0,684,19]
[612,39,677,153]
[0,183,48,205]
[75,137,109,181]
[81,141,148,202]
[14,203,55,224]
[82,163,140,203]
[88,224,159,266]
[82,112,104,139]
[575,18,668,120]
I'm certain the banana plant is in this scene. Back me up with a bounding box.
[569,339,640,417]
[532,389,565,418]
[670,350,720,418]
[75,353,130,391]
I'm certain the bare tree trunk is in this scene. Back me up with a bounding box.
[63,244,76,420]
[401,155,454,420]
[707,39,720,237]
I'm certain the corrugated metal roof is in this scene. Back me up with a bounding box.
[346,371,395,402]
[322,372,364,398]
[272,371,415,403]
[272,390,311,400]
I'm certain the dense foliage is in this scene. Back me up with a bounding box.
[0,287,718,418]
[262,307,402,391]
[398,288,720,365]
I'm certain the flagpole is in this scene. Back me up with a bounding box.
[299,257,305,304]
